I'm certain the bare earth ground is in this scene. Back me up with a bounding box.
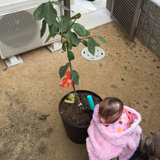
[0,21,160,160]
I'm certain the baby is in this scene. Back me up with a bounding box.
[86,97,142,160]
[97,97,137,133]
[98,97,123,124]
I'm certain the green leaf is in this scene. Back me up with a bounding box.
[70,70,79,85]
[49,19,59,37]
[44,1,57,26]
[62,43,66,52]
[82,40,87,47]
[64,33,72,50]
[38,114,50,121]
[33,3,45,20]
[73,39,81,47]
[40,20,46,38]
[87,37,99,55]
[3,68,7,71]
[66,42,71,51]
[143,105,148,108]
[53,1,72,12]
[59,21,68,33]
[68,31,79,46]
[59,16,73,33]
[73,23,87,37]
[67,51,74,61]
[110,85,117,88]
[60,15,70,21]
[49,19,59,33]
[97,36,108,44]
[45,33,56,43]
[70,13,81,20]
[85,30,90,36]
[59,63,69,78]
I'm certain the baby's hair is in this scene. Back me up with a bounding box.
[99,97,123,120]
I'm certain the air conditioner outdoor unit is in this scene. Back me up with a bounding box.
[0,0,62,59]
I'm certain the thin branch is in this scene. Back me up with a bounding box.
[65,19,76,32]
[80,35,97,40]
[66,47,82,106]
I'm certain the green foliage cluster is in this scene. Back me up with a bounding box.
[33,1,107,92]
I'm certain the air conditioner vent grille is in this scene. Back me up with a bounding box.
[111,0,143,41]
[0,7,43,58]
[0,11,37,48]
[0,1,61,59]
[112,0,138,35]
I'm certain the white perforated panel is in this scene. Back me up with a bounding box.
[81,47,105,61]
[0,6,42,58]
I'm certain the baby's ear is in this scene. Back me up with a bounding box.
[100,117,106,123]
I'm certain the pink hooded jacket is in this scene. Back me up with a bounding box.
[86,105,142,160]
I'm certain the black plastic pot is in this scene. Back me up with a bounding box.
[59,90,102,144]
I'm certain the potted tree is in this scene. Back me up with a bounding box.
[33,0,107,144]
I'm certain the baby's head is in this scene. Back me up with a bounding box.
[98,97,123,124]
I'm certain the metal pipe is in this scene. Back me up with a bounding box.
[58,0,70,18]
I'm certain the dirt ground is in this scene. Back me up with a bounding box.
[0,21,160,160]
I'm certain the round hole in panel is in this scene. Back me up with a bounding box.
[80,47,105,61]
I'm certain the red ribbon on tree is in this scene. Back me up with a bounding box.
[60,69,73,88]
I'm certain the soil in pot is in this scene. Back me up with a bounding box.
[59,91,102,127]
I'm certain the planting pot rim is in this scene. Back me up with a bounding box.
[59,90,102,128]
